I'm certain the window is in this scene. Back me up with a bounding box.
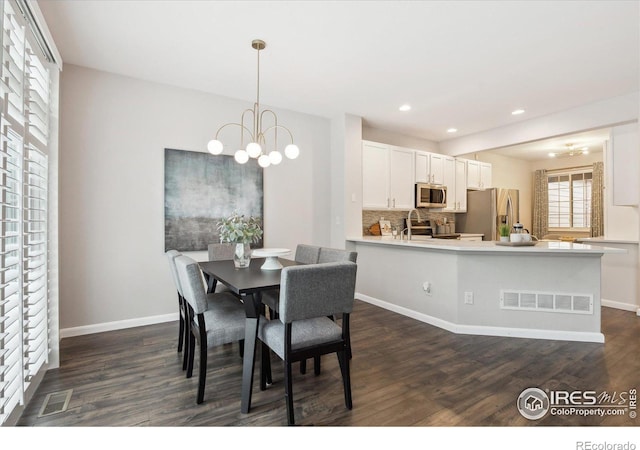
[0,0,54,425]
[548,171,592,229]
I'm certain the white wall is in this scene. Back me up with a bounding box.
[59,64,331,331]
[362,125,439,152]
[330,114,363,248]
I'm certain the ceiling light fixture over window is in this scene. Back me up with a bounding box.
[207,39,299,168]
[511,109,525,115]
[447,128,457,133]
[548,143,590,158]
[399,104,411,112]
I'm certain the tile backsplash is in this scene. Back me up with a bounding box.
[362,209,457,235]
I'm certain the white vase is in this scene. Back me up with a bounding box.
[499,236,509,242]
[233,243,252,268]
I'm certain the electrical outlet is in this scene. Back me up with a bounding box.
[423,281,432,295]
[464,291,474,305]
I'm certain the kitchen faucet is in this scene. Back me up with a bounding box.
[407,208,421,241]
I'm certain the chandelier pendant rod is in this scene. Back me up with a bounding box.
[253,39,265,142]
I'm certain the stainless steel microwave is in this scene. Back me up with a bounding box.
[415,183,447,208]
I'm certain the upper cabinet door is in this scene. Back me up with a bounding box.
[442,156,456,210]
[467,160,481,189]
[362,141,390,209]
[455,159,467,211]
[466,160,491,189]
[415,152,430,183]
[480,162,492,189]
[429,153,445,185]
[389,147,415,209]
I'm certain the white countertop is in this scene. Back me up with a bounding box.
[576,237,639,245]
[348,236,626,254]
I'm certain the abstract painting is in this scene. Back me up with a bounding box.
[164,148,263,251]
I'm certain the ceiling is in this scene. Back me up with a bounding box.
[37,0,639,143]
[478,127,610,162]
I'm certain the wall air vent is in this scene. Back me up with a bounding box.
[500,290,593,315]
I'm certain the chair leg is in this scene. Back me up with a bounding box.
[337,350,352,410]
[260,342,271,391]
[314,355,321,375]
[284,360,295,426]
[178,298,184,353]
[197,340,207,404]
[239,339,244,358]
[186,316,195,378]
[300,359,306,374]
[182,321,189,371]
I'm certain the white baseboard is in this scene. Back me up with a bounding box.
[60,313,178,339]
[601,298,640,313]
[356,293,605,343]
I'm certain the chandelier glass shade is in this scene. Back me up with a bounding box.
[207,39,299,168]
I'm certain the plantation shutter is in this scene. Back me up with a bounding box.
[0,0,56,424]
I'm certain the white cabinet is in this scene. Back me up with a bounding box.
[362,141,389,209]
[610,123,639,206]
[415,151,445,184]
[454,158,467,212]
[480,162,492,189]
[362,141,414,209]
[466,160,492,190]
[415,151,429,184]
[444,158,468,212]
[388,147,414,209]
[429,153,445,185]
[442,156,456,211]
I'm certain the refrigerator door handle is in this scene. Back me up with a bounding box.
[506,195,513,230]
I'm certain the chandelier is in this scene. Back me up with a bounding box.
[206,39,299,168]
[548,143,589,158]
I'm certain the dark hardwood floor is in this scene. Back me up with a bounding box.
[17,301,640,427]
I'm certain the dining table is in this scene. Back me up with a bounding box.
[199,256,299,414]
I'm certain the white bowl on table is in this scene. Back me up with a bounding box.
[251,248,291,270]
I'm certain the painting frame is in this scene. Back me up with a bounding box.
[164,148,264,252]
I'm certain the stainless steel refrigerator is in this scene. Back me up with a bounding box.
[457,188,519,241]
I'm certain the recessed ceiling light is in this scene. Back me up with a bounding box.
[548,152,556,158]
[399,104,411,112]
[582,150,589,155]
[447,128,457,133]
[512,109,525,115]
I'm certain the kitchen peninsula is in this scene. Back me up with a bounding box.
[346,236,625,343]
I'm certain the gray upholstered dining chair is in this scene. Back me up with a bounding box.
[207,243,237,292]
[208,243,236,261]
[165,250,188,370]
[318,247,358,264]
[175,254,246,404]
[261,244,321,316]
[258,261,357,425]
[300,246,358,375]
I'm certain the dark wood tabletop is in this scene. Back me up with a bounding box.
[199,257,298,295]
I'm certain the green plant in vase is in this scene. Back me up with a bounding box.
[217,212,263,268]
[499,224,510,242]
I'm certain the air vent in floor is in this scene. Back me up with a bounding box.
[37,389,73,417]
[500,290,593,314]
